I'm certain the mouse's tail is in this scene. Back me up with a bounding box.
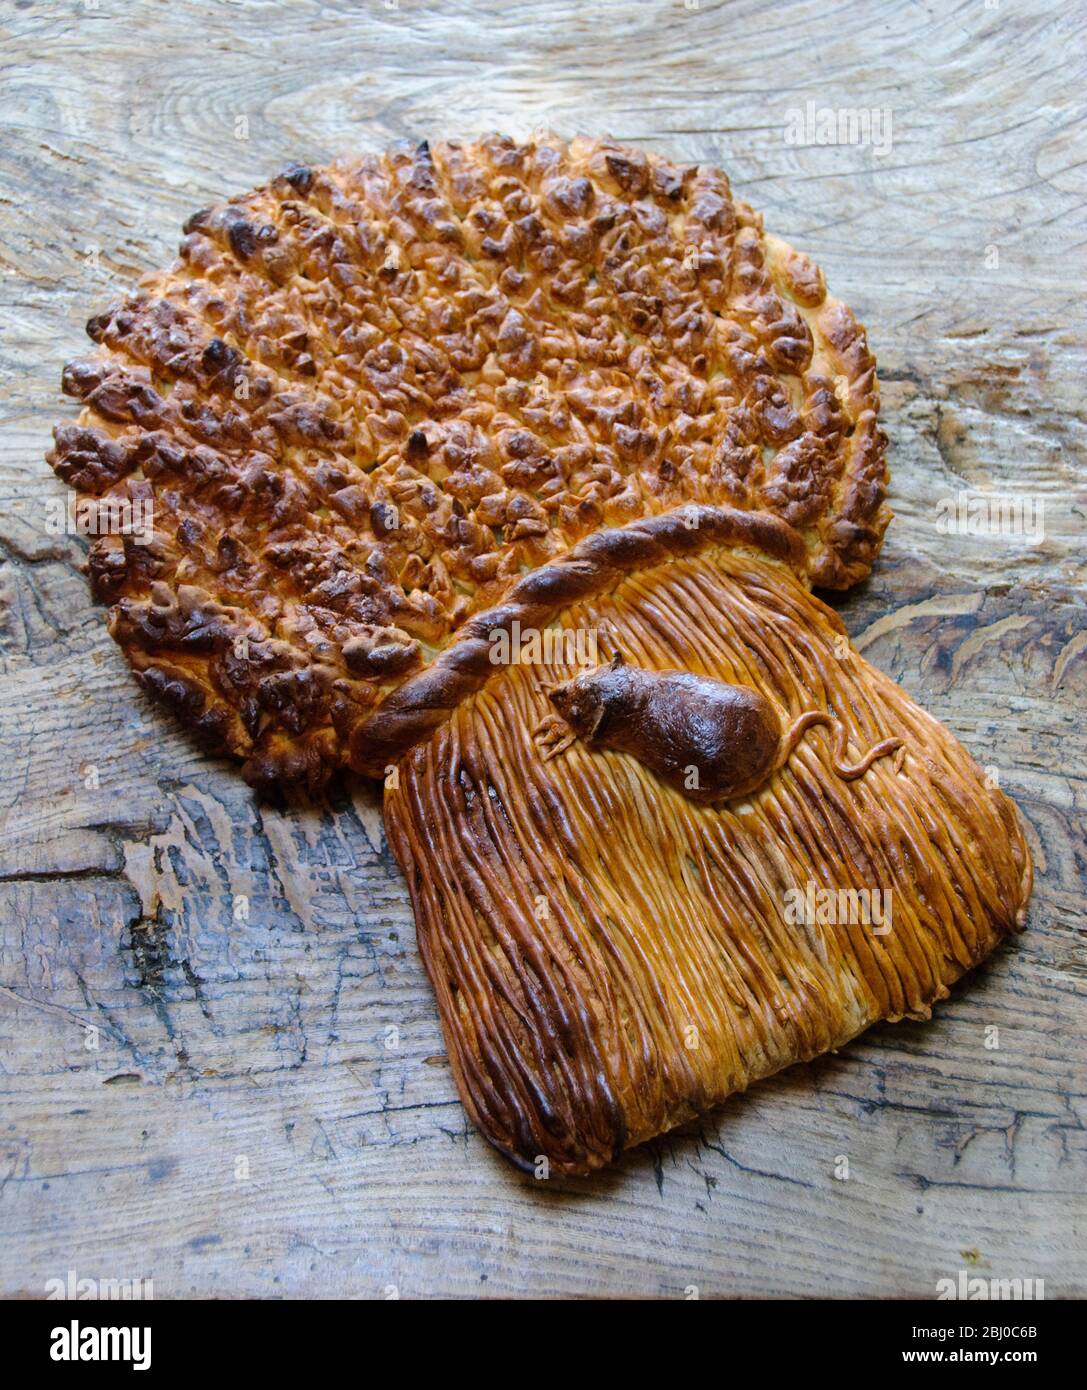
[781,710,904,781]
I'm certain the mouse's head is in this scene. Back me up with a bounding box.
[547,652,628,741]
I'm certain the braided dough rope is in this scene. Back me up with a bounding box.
[349,502,805,774]
[384,545,1032,1175]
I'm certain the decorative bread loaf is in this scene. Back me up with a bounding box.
[48,136,1031,1175]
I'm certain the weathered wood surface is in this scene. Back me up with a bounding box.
[0,0,1084,1298]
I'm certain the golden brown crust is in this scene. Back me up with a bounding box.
[383,548,1032,1175]
[48,135,889,788]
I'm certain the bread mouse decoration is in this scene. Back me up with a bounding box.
[538,651,903,802]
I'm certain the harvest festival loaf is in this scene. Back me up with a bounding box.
[48,135,1033,1174]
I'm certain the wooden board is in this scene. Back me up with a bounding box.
[0,0,1083,1299]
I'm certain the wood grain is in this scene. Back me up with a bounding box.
[0,0,1084,1298]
